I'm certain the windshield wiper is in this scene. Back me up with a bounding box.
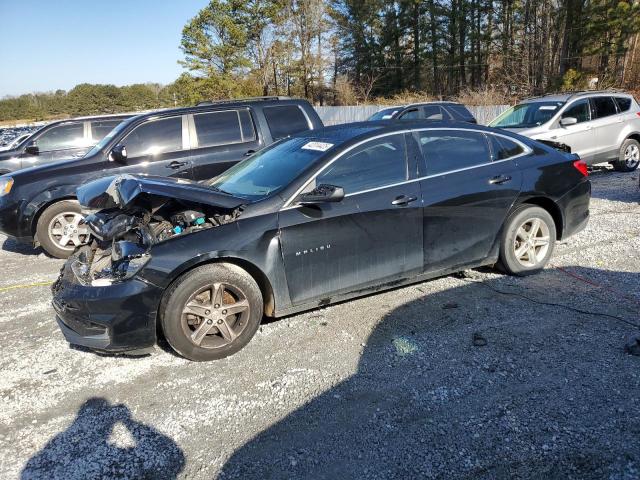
[209,185,233,195]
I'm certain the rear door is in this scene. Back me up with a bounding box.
[279,133,423,305]
[416,129,523,272]
[590,96,624,162]
[189,108,261,180]
[114,115,193,179]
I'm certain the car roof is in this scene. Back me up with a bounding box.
[522,90,634,104]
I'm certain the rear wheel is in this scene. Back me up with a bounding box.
[36,200,90,259]
[160,263,263,361]
[612,139,640,172]
[498,205,556,276]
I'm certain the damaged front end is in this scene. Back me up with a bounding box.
[71,174,245,286]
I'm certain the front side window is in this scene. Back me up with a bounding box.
[123,117,183,158]
[591,97,618,119]
[489,101,564,128]
[194,110,244,147]
[561,99,591,124]
[264,105,310,140]
[399,108,421,120]
[368,107,401,121]
[35,123,86,151]
[316,134,407,194]
[417,130,491,175]
[91,120,123,141]
[614,97,632,112]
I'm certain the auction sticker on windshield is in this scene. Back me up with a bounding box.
[301,141,333,152]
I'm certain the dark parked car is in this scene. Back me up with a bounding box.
[51,121,590,361]
[368,102,477,123]
[0,97,322,258]
[0,115,133,174]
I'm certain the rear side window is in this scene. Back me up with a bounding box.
[591,97,618,118]
[613,97,632,112]
[489,135,524,160]
[447,104,476,122]
[423,105,445,120]
[264,105,310,140]
[562,99,591,123]
[193,110,253,147]
[91,120,123,141]
[316,134,407,194]
[35,123,85,151]
[417,130,491,175]
[124,116,183,158]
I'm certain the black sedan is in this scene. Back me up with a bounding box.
[52,121,591,361]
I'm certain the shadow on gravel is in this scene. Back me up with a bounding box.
[1,237,43,256]
[221,266,640,480]
[21,397,185,480]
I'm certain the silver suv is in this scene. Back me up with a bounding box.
[489,91,640,171]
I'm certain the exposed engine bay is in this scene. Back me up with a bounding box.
[70,175,244,286]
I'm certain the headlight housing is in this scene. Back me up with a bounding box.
[0,177,14,197]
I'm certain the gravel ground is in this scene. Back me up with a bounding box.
[0,168,639,480]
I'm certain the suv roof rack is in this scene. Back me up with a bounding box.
[524,89,629,102]
[196,96,291,106]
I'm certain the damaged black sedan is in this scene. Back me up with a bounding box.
[52,121,591,361]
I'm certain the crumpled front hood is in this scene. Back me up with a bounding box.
[77,174,246,211]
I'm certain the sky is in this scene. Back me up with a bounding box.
[0,0,209,97]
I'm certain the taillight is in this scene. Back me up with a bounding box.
[573,159,588,176]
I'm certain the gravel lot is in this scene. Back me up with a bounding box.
[1,169,638,480]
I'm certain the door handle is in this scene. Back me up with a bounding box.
[167,161,188,169]
[489,175,512,185]
[244,149,256,157]
[391,195,418,206]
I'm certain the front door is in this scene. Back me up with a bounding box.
[544,99,598,163]
[415,129,523,271]
[279,133,423,306]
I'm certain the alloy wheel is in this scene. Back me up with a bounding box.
[180,282,251,349]
[624,144,640,169]
[513,217,551,267]
[48,212,90,251]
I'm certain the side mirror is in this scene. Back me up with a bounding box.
[109,144,127,163]
[560,116,578,127]
[298,184,345,205]
[24,141,39,155]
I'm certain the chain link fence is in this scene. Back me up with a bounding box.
[315,105,510,126]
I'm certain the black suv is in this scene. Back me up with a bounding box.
[367,102,477,123]
[0,115,133,174]
[0,98,323,258]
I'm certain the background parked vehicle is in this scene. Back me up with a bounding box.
[0,97,323,258]
[52,120,590,361]
[0,115,133,174]
[367,102,477,123]
[489,91,640,171]
[0,132,32,151]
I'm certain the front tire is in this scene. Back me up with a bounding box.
[498,205,556,276]
[36,200,90,259]
[612,138,640,172]
[160,263,263,361]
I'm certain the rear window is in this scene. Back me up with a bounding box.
[613,97,632,112]
[591,97,618,118]
[417,130,491,175]
[264,105,310,140]
[91,120,123,141]
[489,135,524,160]
[193,110,254,147]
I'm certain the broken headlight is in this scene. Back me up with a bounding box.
[90,241,151,286]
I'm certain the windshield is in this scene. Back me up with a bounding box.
[85,118,134,156]
[489,101,565,128]
[368,108,401,121]
[209,137,334,201]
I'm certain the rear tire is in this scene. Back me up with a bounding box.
[612,138,640,172]
[36,200,89,259]
[498,205,556,276]
[160,263,263,361]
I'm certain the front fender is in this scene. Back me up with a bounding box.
[24,185,79,238]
